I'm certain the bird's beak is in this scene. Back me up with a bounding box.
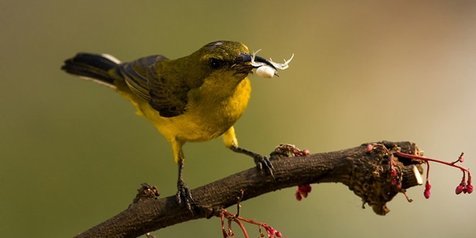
[231,53,276,76]
[233,52,294,77]
[235,53,277,70]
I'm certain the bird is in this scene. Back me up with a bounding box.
[61,40,291,210]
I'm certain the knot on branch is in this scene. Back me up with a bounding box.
[346,141,423,215]
[130,183,160,206]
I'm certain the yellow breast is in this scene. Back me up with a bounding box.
[128,78,251,143]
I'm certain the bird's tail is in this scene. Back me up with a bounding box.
[61,53,121,87]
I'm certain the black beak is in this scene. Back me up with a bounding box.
[235,53,277,70]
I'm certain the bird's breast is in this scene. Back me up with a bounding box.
[149,78,252,142]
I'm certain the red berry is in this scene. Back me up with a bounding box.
[275,231,282,237]
[466,184,473,194]
[366,144,373,152]
[424,181,431,199]
[296,184,312,199]
[390,168,398,177]
[266,226,276,237]
[425,181,431,190]
[455,184,465,195]
[295,191,302,201]
[299,184,312,194]
[424,189,431,199]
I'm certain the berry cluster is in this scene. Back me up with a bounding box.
[219,208,284,238]
[273,144,312,201]
[272,144,310,158]
[395,151,472,199]
[292,147,312,201]
[366,143,414,203]
[453,153,473,194]
[295,184,312,201]
[260,224,283,238]
[271,144,312,201]
[388,153,402,189]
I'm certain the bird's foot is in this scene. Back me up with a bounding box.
[230,145,275,178]
[253,154,275,178]
[176,180,195,212]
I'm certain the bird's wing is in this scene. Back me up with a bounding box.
[117,55,189,118]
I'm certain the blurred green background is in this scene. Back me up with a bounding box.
[1,0,475,237]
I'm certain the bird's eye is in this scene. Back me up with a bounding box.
[209,58,224,69]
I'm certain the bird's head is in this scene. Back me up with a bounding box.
[193,41,281,80]
[172,41,292,93]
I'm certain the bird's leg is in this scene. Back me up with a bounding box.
[176,157,194,211]
[172,139,194,211]
[223,127,274,177]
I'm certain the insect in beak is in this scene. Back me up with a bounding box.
[234,51,294,78]
[250,50,294,78]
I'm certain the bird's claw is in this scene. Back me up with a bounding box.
[229,145,275,178]
[254,155,275,178]
[176,180,194,212]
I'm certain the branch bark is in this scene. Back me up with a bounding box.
[75,141,423,238]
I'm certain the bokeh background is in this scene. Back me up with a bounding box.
[1,1,475,237]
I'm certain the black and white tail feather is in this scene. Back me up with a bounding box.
[61,53,121,88]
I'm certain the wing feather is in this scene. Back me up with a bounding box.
[117,55,189,117]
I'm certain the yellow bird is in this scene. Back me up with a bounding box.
[61,41,291,209]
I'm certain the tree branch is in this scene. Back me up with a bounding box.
[75,141,423,238]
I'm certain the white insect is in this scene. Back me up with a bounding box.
[250,49,294,78]
[255,65,278,78]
